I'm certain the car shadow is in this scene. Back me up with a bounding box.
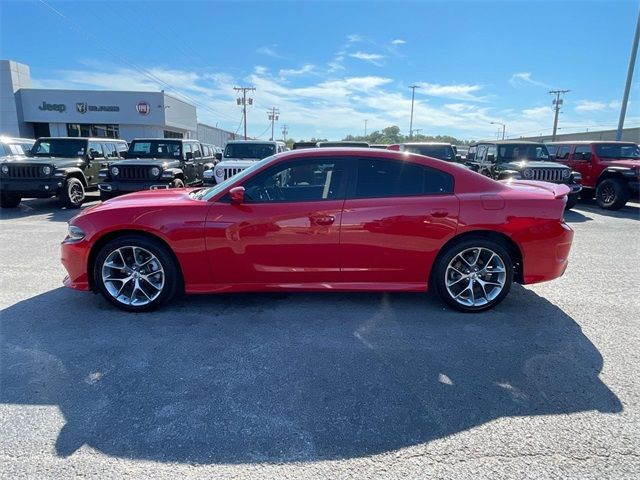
[0,195,100,222]
[0,286,621,464]
[574,198,640,221]
[564,208,593,223]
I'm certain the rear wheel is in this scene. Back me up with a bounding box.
[433,238,514,312]
[94,235,180,312]
[596,178,629,210]
[0,193,21,208]
[59,177,85,208]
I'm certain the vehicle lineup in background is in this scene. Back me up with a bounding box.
[464,140,582,209]
[98,138,221,201]
[0,136,128,208]
[61,148,574,313]
[387,142,462,163]
[205,139,286,184]
[547,141,640,210]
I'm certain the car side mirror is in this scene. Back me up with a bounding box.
[229,186,245,204]
[185,152,194,161]
[486,154,495,162]
[87,151,96,161]
[215,152,222,161]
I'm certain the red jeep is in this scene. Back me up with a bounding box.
[547,141,640,210]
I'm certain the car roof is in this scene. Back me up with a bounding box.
[401,142,453,146]
[473,140,544,146]
[545,140,638,145]
[37,137,126,142]
[0,136,34,142]
[226,140,284,144]
[130,138,193,142]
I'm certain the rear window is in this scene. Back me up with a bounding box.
[128,140,182,158]
[354,158,454,198]
[224,143,276,159]
[403,145,454,161]
[595,143,640,160]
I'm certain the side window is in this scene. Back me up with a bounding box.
[556,146,571,160]
[476,145,488,162]
[183,142,193,160]
[242,158,345,203]
[354,158,453,199]
[104,143,117,158]
[575,145,591,155]
[487,145,497,160]
[88,142,105,159]
[192,142,202,158]
[116,143,128,154]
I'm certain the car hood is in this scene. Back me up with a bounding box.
[89,188,200,212]
[112,158,180,167]
[9,155,82,165]
[604,159,640,169]
[0,155,31,163]
[501,160,567,169]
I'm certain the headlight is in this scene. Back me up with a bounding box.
[111,166,119,176]
[151,167,161,177]
[42,165,52,175]
[1,165,8,174]
[562,169,570,179]
[523,169,534,179]
[572,171,582,181]
[215,167,224,177]
[67,224,85,241]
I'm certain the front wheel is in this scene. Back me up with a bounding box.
[0,193,21,208]
[59,177,85,209]
[94,235,180,312]
[170,178,185,189]
[433,238,514,312]
[596,178,629,210]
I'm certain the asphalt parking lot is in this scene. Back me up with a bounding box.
[1,193,639,479]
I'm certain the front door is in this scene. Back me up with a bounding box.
[204,157,348,285]
[86,141,107,186]
[340,157,459,286]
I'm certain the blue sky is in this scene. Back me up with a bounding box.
[1,0,639,140]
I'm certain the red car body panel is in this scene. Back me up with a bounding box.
[61,148,573,295]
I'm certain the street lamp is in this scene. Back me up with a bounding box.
[490,121,506,140]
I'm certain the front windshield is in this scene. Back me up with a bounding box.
[127,140,181,158]
[31,139,86,157]
[404,145,454,161]
[498,144,550,162]
[224,143,275,159]
[595,143,640,160]
[193,154,279,201]
[2,141,33,155]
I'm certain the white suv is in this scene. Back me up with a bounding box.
[205,140,286,184]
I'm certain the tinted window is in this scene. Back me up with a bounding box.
[116,143,127,153]
[556,146,571,160]
[192,142,202,158]
[88,142,105,159]
[355,158,453,198]
[224,143,276,159]
[104,143,117,158]
[546,145,558,156]
[403,145,454,161]
[129,140,181,158]
[242,159,345,203]
[575,145,591,155]
[498,144,549,161]
[31,139,87,157]
[595,143,640,160]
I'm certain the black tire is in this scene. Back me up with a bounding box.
[432,237,514,312]
[94,234,180,312]
[565,193,579,210]
[580,189,594,200]
[99,190,113,202]
[170,178,185,189]
[59,177,85,209]
[0,193,21,208]
[596,178,629,210]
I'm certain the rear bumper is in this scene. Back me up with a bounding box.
[517,221,574,285]
[99,181,170,195]
[0,177,63,197]
[61,239,91,291]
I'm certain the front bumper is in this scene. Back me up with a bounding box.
[61,238,91,291]
[0,177,63,197]
[99,180,171,195]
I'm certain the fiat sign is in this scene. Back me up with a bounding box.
[136,101,150,116]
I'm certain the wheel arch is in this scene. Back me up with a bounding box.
[597,169,628,185]
[62,168,88,187]
[87,229,185,292]
[429,230,524,287]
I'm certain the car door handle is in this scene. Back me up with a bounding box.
[312,215,335,225]
[430,209,448,218]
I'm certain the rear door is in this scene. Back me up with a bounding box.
[340,156,459,286]
[86,141,107,185]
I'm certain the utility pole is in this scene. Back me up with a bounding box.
[413,128,422,138]
[617,9,640,140]
[490,121,506,140]
[267,107,280,140]
[549,90,570,141]
[409,85,420,139]
[281,124,288,142]
[234,86,255,140]
[364,119,368,136]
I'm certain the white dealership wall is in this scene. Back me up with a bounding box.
[0,60,33,137]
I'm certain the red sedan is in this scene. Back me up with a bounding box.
[61,148,574,312]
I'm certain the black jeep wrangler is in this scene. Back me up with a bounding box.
[0,137,128,208]
[465,141,582,209]
[99,138,218,200]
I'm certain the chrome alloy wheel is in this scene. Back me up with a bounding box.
[445,247,507,308]
[101,246,165,306]
[69,182,84,205]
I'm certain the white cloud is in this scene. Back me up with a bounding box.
[347,34,364,43]
[522,106,551,118]
[278,64,315,77]
[509,72,550,88]
[417,82,486,101]
[349,51,385,65]
[575,100,606,112]
[391,39,406,45]
[257,45,283,58]
[254,66,268,75]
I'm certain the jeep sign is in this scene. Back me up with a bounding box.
[38,101,66,113]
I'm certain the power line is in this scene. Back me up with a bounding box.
[281,124,289,141]
[549,89,570,141]
[267,107,280,141]
[234,87,255,140]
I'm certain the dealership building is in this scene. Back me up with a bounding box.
[0,60,236,145]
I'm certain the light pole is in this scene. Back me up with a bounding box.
[364,119,368,136]
[409,85,420,139]
[490,121,506,140]
[617,9,640,140]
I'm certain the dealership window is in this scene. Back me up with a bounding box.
[164,130,183,139]
[67,124,120,138]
